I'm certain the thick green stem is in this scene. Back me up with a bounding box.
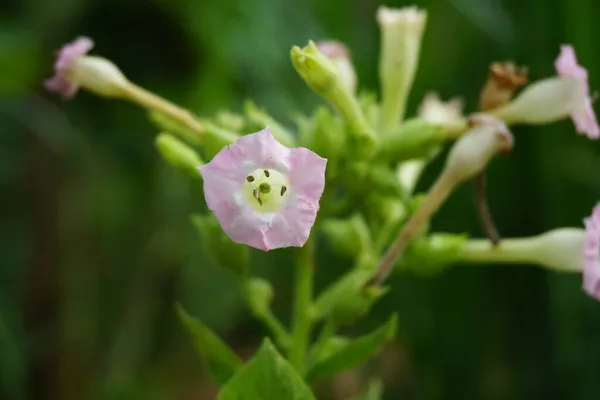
[289,239,315,370]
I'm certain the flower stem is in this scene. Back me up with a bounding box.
[289,238,315,370]
[123,83,205,135]
[257,310,291,350]
[454,238,539,265]
[370,172,455,285]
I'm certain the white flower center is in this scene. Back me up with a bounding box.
[242,168,290,213]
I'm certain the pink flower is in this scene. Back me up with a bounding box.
[198,127,327,251]
[554,45,600,139]
[45,36,94,99]
[583,203,600,300]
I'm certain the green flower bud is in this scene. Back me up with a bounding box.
[330,284,389,326]
[244,278,274,317]
[191,214,249,276]
[213,110,245,132]
[155,133,203,176]
[243,100,296,146]
[379,118,446,163]
[322,213,373,258]
[400,233,468,275]
[311,253,379,323]
[197,120,240,158]
[291,41,377,159]
[291,40,340,97]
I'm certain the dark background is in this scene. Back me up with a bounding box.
[1,0,600,399]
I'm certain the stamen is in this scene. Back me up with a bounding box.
[264,170,270,177]
[246,175,255,182]
[280,186,287,196]
[252,189,263,206]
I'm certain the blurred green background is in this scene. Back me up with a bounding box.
[2,0,600,399]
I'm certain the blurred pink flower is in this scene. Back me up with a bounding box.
[45,36,94,99]
[555,45,600,139]
[583,203,600,300]
[198,127,327,251]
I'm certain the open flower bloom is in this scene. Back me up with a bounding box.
[198,127,327,251]
[583,203,600,300]
[45,37,94,98]
[555,45,600,139]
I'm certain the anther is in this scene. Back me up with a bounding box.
[264,170,270,177]
[246,175,255,182]
[280,186,287,196]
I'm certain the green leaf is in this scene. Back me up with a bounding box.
[218,339,316,400]
[176,305,243,385]
[305,314,398,382]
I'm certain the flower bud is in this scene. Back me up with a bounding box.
[490,76,586,125]
[292,41,377,158]
[378,6,427,131]
[191,214,249,276]
[400,233,468,275]
[291,41,340,97]
[379,118,446,163]
[316,40,358,94]
[443,115,513,184]
[70,56,130,98]
[213,110,245,132]
[330,285,389,326]
[244,278,274,317]
[155,133,203,177]
[322,213,373,258]
[244,100,295,146]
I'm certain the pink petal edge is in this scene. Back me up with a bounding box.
[583,203,600,300]
[555,44,600,139]
[45,36,94,99]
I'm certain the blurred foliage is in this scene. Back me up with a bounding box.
[1,0,600,399]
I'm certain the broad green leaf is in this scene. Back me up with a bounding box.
[176,305,243,385]
[305,314,398,382]
[218,339,316,400]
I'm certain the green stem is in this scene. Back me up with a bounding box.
[308,318,336,364]
[256,310,291,350]
[289,238,315,370]
[455,238,540,265]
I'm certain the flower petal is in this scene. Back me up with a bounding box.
[583,203,600,300]
[554,44,600,139]
[288,147,327,201]
[45,36,94,99]
[199,128,327,251]
[263,197,319,249]
[233,128,291,171]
